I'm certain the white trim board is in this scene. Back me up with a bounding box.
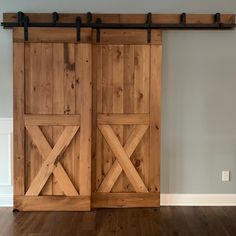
[161,194,236,206]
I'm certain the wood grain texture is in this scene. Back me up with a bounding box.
[52,43,66,195]
[25,125,79,196]
[97,114,149,124]
[123,45,135,192]
[24,114,80,126]
[14,196,90,211]
[13,29,93,210]
[149,45,162,192]
[92,192,160,208]
[98,125,148,193]
[77,44,92,199]
[92,45,103,191]
[13,28,92,43]
[25,43,43,193]
[92,30,161,207]
[1,207,236,235]
[26,126,79,196]
[13,42,25,196]
[98,125,149,192]
[92,29,162,45]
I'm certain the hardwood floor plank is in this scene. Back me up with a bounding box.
[1,207,236,236]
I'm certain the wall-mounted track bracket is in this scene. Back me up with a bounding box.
[146,12,152,43]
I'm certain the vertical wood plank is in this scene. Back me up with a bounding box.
[132,45,149,184]
[40,43,53,195]
[74,44,81,194]
[62,43,76,191]
[102,45,113,179]
[27,43,43,193]
[24,43,31,191]
[141,45,150,188]
[123,45,135,192]
[92,45,103,191]
[52,43,65,195]
[149,44,162,192]
[111,45,124,192]
[13,42,25,196]
[77,43,92,201]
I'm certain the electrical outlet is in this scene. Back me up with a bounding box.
[222,171,230,182]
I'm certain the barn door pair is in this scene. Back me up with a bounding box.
[13,27,162,211]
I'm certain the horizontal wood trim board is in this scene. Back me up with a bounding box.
[13,28,92,43]
[4,13,235,25]
[97,114,150,124]
[24,114,81,126]
[14,196,91,211]
[92,193,160,208]
[92,30,162,45]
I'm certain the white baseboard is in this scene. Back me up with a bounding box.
[161,194,236,206]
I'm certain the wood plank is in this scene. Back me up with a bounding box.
[14,196,90,211]
[111,45,124,193]
[13,42,25,196]
[52,43,66,195]
[25,125,79,196]
[101,45,114,181]
[123,44,135,192]
[74,44,81,194]
[5,13,235,25]
[26,43,43,194]
[149,45,162,193]
[13,28,92,43]
[77,44,92,200]
[37,43,53,196]
[62,43,76,198]
[92,192,160,208]
[133,45,150,190]
[141,45,151,189]
[97,114,150,124]
[98,125,149,192]
[25,126,79,196]
[24,114,80,126]
[92,29,162,45]
[93,45,103,191]
[98,125,148,192]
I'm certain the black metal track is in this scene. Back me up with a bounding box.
[1,21,235,30]
[1,11,235,30]
[1,12,235,41]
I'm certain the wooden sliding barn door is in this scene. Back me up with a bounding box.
[13,28,92,211]
[92,30,162,207]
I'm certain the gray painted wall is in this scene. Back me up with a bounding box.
[1,0,236,193]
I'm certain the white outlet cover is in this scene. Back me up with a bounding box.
[222,171,230,182]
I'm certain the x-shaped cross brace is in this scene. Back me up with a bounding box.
[98,125,149,193]
[25,125,79,196]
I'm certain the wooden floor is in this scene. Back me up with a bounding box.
[0,207,236,236]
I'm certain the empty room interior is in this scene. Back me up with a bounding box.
[0,0,236,235]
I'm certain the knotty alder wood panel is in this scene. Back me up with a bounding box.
[13,28,92,211]
[92,29,162,208]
